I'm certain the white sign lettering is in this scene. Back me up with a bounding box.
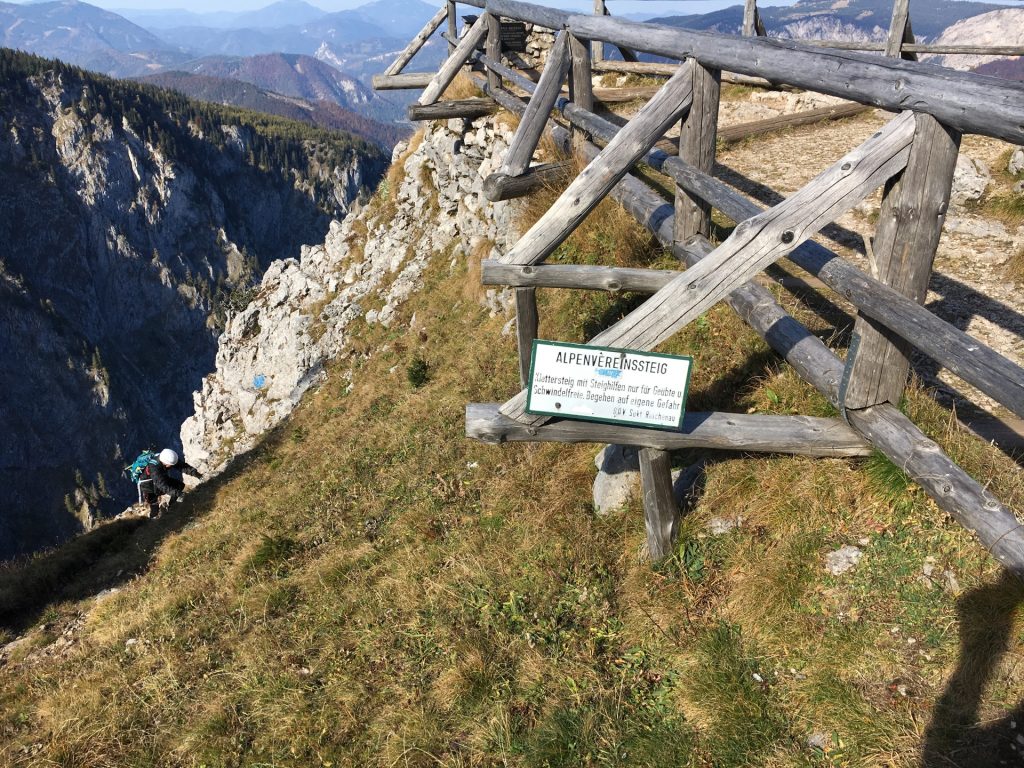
[527,341,693,429]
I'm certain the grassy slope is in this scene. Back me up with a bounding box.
[1,114,1023,767]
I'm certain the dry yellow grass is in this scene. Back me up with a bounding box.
[2,113,1023,768]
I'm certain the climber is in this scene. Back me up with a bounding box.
[150,448,202,509]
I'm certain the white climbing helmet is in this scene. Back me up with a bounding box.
[159,448,178,466]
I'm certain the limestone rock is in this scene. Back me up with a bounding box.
[592,445,640,515]
[182,115,522,476]
[824,545,863,576]
[950,156,990,206]
[1009,148,1024,177]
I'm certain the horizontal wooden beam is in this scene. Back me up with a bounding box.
[482,162,571,201]
[485,0,569,29]
[372,72,436,90]
[717,102,870,144]
[482,260,670,292]
[801,40,1024,56]
[407,97,497,121]
[592,60,678,76]
[467,404,873,456]
[486,0,1024,143]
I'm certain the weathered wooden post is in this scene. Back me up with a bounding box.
[742,0,766,37]
[886,0,917,60]
[499,30,571,178]
[842,114,961,413]
[592,0,605,63]
[675,62,721,241]
[569,33,594,154]
[486,12,502,91]
[640,447,678,559]
[447,0,457,55]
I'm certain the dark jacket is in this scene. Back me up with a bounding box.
[151,457,201,500]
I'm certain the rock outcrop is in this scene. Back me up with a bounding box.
[182,116,520,474]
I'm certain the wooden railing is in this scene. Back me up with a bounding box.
[373,0,1024,573]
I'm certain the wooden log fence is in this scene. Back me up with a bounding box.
[376,0,1024,572]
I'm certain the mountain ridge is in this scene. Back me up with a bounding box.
[0,48,387,559]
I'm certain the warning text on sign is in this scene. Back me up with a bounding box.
[526,341,693,429]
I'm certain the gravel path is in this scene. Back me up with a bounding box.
[712,90,1024,447]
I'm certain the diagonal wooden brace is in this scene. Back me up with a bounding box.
[384,5,448,77]
[498,30,572,178]
[500,111,917,423]
[418,13,490,106]
[498,59,696,266]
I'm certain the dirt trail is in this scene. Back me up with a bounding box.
[711,90,1024,452]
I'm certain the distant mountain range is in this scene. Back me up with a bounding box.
[1,0,443,75]
[0,0,189,76]
[649,0,1013,42]
[138,68,411,148]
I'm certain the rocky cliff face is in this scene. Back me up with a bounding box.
[0,54,388,559]
[181,116,519,476]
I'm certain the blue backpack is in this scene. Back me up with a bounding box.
[125,450,159,484]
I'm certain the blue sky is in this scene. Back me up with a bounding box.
[96,0,1022,15]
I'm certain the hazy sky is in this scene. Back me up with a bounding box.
[96,0,798,12]
[95,0,1022,15]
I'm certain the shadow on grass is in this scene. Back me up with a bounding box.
[0,436,276,637]
[921,570,1024,767]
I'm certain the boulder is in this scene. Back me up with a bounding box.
[1008,147,1024,177]
[950,156,990,206]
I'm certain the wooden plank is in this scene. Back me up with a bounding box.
[385,5,448,76]
[500,30,571,177]
[515,288,538,387]
[559,102,1024,419]
[639,448,678,560]
[846,405,1024,579]
[499,61,694,266]
[557,9,1024,143]
[486,11,502,92]
[418,13,490,105]
[467,404,873,455]
[592,0,605,62]
[885,0,916,60]
[676,62,720,241]
[482,162,571,201]
[717,102,870,144]
[407,97,498,120]
[844,113,961,411]
[373,72,436,90]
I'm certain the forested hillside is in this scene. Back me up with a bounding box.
[137,71,410,150]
